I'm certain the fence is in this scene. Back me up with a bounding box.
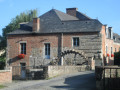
[95,66,120,90]
[12,66,43,80]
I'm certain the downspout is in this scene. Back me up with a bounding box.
[61,33,63,65]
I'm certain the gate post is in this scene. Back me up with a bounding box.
[89,57,95,70]
[61,57,64,65]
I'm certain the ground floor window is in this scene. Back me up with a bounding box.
[45,43,50,59]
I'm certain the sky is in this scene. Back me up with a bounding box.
[0,0,120,36]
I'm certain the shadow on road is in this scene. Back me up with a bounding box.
[51,72,96,90]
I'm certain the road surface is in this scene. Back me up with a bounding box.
[2,71,96,90]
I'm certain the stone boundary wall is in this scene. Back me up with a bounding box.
[43,65,90,79]
[0,67,12,84]
[95,66,120,90]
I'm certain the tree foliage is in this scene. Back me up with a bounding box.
[1,9,38,50]
[0,9,38,69]
[2,9,38,38]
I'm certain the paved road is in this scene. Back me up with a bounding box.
[2,71,96,90]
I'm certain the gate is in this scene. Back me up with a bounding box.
[12,66,43,80]
[103,67,120,90]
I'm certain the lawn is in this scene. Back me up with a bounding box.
[0,85,5,89]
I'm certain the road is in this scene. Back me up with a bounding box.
[2,71,96,90]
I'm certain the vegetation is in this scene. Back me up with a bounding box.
[0,9,38,69]
[0,85,6,89]
[114,52,120,65]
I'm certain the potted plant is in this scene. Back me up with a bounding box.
[18,54,25,59]
[111,54,114,57]
[107,54,109,57]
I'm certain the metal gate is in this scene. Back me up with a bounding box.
[12,66,43,80]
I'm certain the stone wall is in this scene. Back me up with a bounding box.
[95,66,120,90]
[43,65,90,79]
[7,32,102,67]
[0,67,12,84]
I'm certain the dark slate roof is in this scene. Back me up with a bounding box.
[113,33,120,43]
[54,9,79,21]
[8,9,102,35]
[76,11,91,20]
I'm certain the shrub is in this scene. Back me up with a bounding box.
[114,52,120,65]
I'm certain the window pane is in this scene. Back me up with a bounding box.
[73,37,79,47]
[20,43,26,54]
[45,43,50,59]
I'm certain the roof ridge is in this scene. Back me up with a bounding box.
[76,11,91,19]
[53,9,79,21]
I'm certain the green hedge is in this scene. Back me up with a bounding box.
[0,52,5,70]
[114,52,120,65]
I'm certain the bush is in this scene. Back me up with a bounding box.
[0,52,6,69]
[114,52,120,65]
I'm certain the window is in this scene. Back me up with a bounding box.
[106,46,108,54]
[45,43,50,59]
[20,43,26,54]
[113,36,116,41]
[111,47,112,55]
[73,37,79,47]
[115,48,116,52]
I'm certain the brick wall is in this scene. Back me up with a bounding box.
[114,43,120,52]
[0,67,12,84]
[7,32,102,67]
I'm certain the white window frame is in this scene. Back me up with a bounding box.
[45,43,50,59]
[20,43,26,54]
[72,37,79,47]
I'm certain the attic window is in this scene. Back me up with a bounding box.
[113,36,116,41]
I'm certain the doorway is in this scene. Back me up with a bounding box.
[20,63,26,79]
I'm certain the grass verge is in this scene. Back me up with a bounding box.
[0,85,5,89]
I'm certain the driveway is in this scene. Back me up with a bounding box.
[2,71,96,90]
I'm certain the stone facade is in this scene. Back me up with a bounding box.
[7,32,102,67]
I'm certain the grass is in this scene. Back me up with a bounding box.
[46,75,59,80]
[0,85,5,89]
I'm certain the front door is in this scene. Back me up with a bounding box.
[20,63,26,79]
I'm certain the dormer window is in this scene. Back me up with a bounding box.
[113,36,116,41]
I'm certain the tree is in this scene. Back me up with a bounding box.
[0,9,38,69]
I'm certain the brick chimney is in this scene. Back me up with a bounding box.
[33,18,40,32]
[66,8,78,17]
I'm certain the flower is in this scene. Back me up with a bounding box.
[107,54,109,57]
[111,54,114,57]
[18,54,25,59]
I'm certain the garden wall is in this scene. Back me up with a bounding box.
[0,67,12,84]
[43,65,90,79]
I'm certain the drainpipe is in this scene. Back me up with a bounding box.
[61,33,63,65]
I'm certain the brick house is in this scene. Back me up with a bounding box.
[6,8,120,68]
